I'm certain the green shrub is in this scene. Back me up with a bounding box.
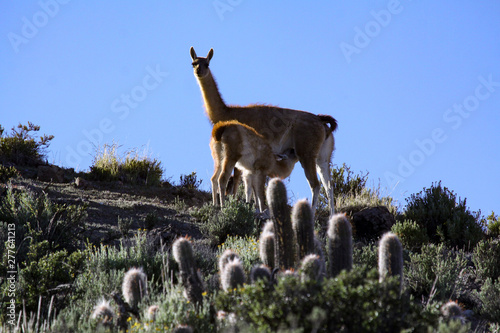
[473,238,500,282]
[391,220,429,251]
[216,268,438,332]
[179,171,202,190]
[475,277,500,323]
[353,242,378,272]
[0,185,87,271]
[486,212,500,237]
[0,122,54,166]
[405,243,468,302]
[403,181,484,248]
[0,165,20,182]
[198,197,259,246]
[90,143,163,186]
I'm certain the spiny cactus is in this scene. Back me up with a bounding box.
[267,178,296,270]
[221,257,246,292]
[327,213,353,277]
[300,254,325,284]
[441,301,463,319]
[122,267,147,312]
[250,264,272,284]
[147,305,159,322]
[219,249,239,274]
[292,199,315,260]
[262,220,274,234]
[91,299,114,327]
[259,229,275,269]
[173,325,194,333]
[172,237,205,305]
[378,232,404,288]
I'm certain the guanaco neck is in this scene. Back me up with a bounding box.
[196,70,228,124]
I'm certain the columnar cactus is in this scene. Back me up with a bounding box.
[91,299,115,327]
[122,267,147,312]
[267,178,296,270]
[327,213,353,277]
[147,305,159,322]
[378,232,404,288]
[172,237,205,305]
[221,258,246,291]
[173,325,194,333]
[259,228,275,269]
[441,300,463,320]
[250,264,272,284]
[292,199,315,260]
[219,249,239,274]
[300,254,325,284]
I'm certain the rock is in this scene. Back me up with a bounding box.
[37,165,64,183]
[351,206,395,240]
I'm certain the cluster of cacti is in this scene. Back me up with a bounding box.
[378,232,404,288]
[92,267,154,330]
[327,213,353,277]
[219,249,246,291]
[172,237,205,305]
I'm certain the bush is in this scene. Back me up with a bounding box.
[475,277,500,323]
[0,185,87,272]
[403,181,484,248]
[0,165,20,182]
[198,197,259,246]
[405,243,468,302]
[391,220,429,251]
[216,268,438,332]
[90,143,163,186]
[179,171,202,190]
[473,238,500,282]
[486,212,500,237]
[218,235,260,273]
[0,122,54,166]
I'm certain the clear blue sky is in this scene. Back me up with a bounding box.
[1,1,499,216]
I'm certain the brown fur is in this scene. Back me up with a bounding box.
[192,47,337,215]
[210,120,298,212]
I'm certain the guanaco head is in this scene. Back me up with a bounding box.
[190,47,213,78]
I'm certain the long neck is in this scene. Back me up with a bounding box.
[196,71,227,123]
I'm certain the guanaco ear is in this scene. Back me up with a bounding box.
[190,47,197,60]
[207,48,214,63]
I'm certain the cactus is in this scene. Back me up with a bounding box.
[221,257,246,291]
[250,264,272,283]
[292,199,315,260]
[262,220,275,234]
[267,178,296,270]
[441,300,463,319]
[173,325,194,333]
[147,305,159,322]
[300,254,325,284]
[91,299,115,327]
[122,267,147,312]
[378,232,404,288]
[259,229,275,269]
[327,213,353,277]
[172,237,205,305]
[219,249,239,274]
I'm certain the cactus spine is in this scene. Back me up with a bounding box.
[292,199,315,260]
[122,267,147,312]
[267,178,296,270]
[221,258,246,291]
[378,232,403,288]
[327,213,353,277]
[172,237,205,305]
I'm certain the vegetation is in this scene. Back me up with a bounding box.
[0,126,498,331]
